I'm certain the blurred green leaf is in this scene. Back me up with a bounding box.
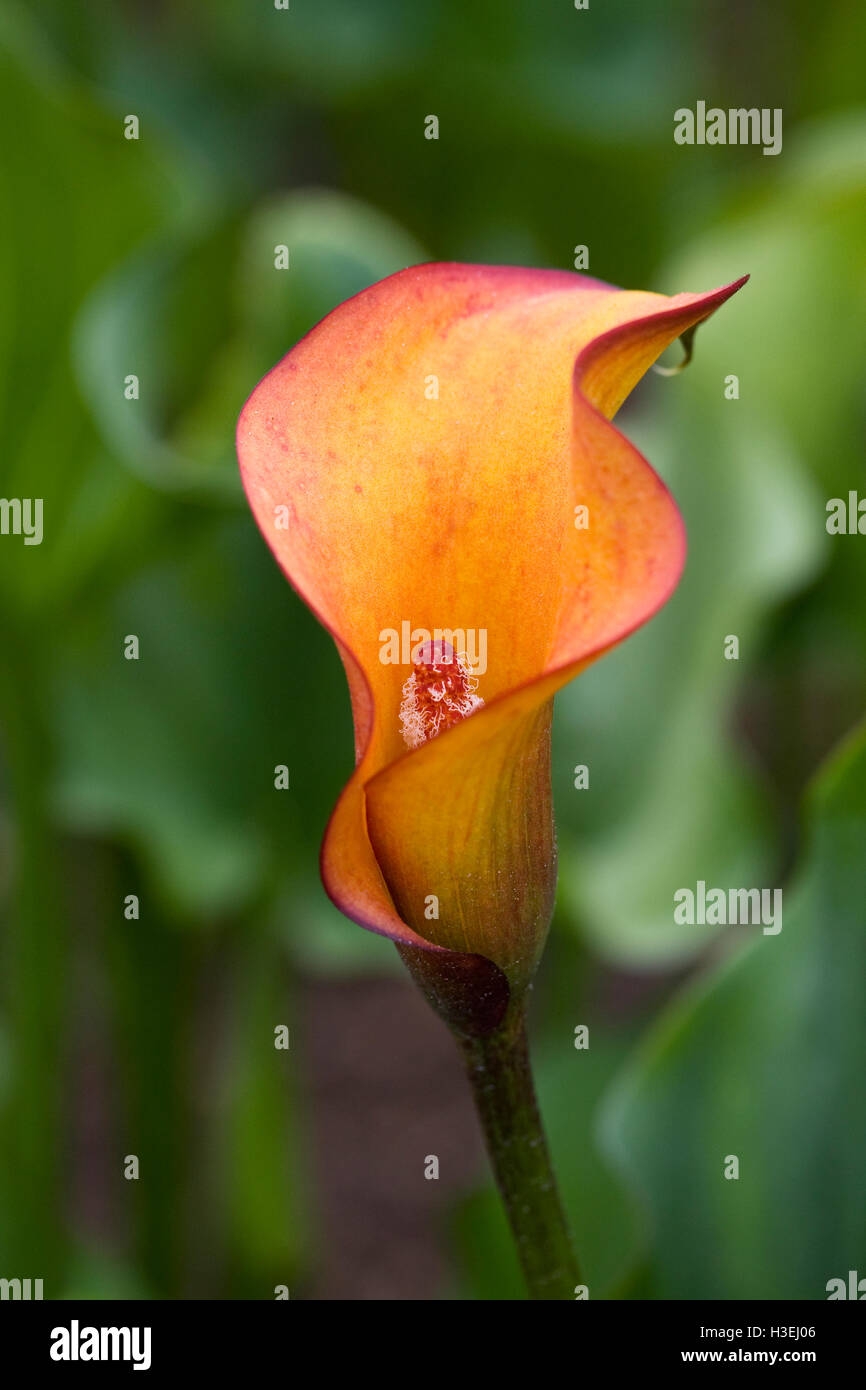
[0,2,189,615]
[601,721,866,1299]
[207,0,434,103]
[52,515,351,920]
[60,1249,152,1301]
[222,942,310,1292]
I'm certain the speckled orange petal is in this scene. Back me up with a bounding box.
[237,264,746,1029]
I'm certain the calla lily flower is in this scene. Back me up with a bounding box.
[237,263,745,1037]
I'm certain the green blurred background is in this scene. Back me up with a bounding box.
[1,0,864,1299]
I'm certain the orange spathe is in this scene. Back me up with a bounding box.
[237,262,746,1029]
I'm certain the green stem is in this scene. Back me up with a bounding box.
[457,1007,580,1300]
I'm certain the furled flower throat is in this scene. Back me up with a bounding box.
[399,639,484,749]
